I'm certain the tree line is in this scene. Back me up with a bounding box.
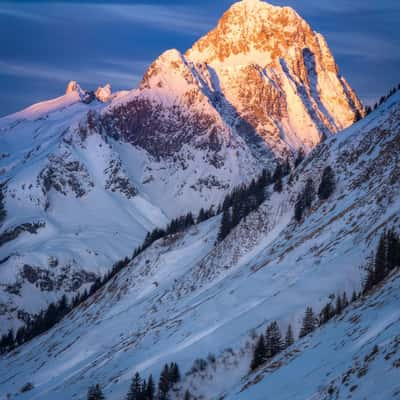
[137,212,198,255]
[0,198,222,354]
[216,150,315,242]
[0,206,217,355]
[217,169,270,242]
[0,269,116,355]
[363,229,400,293]
[294,165,335,222]
[86,228,400,398]
[86,362,194,400]
[0,182,6,224]
[250,289,356,371]
[216,160,300,243]
[1,156,306,354]
[364,83,400,116]
[250,229,400,372]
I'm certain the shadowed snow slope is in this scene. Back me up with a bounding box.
[0,93,399,399]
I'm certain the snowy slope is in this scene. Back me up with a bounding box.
[0,93,398,399]
[224,271,400,400]
[0,90,169,333]
[0,0,365,331]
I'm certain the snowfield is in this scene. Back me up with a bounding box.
[0,92,399,399]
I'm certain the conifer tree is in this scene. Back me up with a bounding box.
[318,166,335,200]
[15,326,26,346]
[272,164,283,183]
[303,178,315,209]
[387,229,400,270]
[319,302,334,325]
[351,290,358,303]
[363,262,375,294]
[299,307,316,338]
[255,177,266,205]
[374,232,388,284]
[294,178,315,222]
[217,208,232,242]
[158,364,170,400]
[342,292,349,309]
[184,390,191,400]
[282,157,291,176]
[168,362,180,384]
[284,324,294,348]
[335,294,343,315]
[197,208,206,224]
[250,334,266,370]
[363,230,400,293]
[184,212,194,228]
[141,379,147,400]
[273,176,283,193]
[260,168,270,187]
[146,375,156,400]
[5,329,14,351]
[353,110,362,123]
[231,192,244,227]
[294,194,304,222]
[265,321,283,358]
[127,372,142,400]
[87,384,105,400]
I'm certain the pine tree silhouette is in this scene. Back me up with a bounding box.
[299,307,316,338]
[250,334,266,370]
[126,372,142,400]
[285,324,294,348]
[318,166,335,200]
[87,384,105,400]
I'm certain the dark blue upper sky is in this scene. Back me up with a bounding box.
[1,0,399,116]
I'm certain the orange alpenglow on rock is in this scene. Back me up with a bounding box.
[137,0,364,158]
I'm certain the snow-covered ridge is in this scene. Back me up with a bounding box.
[0,0,367,341]
[0,93,398,399]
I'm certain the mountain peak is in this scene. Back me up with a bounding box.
[186,0,312,67]
[65,80,80,94]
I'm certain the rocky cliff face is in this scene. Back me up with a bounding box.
[185,0,364,157]
[101,0,363,162]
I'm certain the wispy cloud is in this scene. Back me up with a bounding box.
[0,2,212,35]
[326,32,400,62]
[0,5,50,22]
[0,60,141,89]
[80,3,212,35]
[271,0,400,16]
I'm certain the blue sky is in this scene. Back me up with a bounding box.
[1,0,399,116]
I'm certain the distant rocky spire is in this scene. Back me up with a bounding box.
[95,84,112,103]
[65,80,79,94]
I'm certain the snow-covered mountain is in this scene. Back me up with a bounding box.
[0,0,364,334]
[0,85,399,400]
[185,0,363,156]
